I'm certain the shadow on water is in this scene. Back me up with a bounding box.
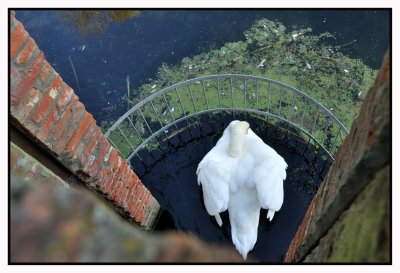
[132,112,330,262]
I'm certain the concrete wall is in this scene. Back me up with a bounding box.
[10,11,159,229]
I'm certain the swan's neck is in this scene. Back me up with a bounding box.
[228,130,245,158]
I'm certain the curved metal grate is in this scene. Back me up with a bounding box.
[105,74,349,164]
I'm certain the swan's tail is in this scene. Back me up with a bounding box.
[267,209,275,221]
[214,214,223,226]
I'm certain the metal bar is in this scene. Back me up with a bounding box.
[188,84,198,113]
[329,126,342,155]
[230,78,234,108]
[256,79,259,110]
[300,110,305,128]
[105,74,351,163]
[312,109,320,132]
[321,117,332,145]
[125,107,335,162]
[244,79,247,118]
[105,74,348,137]
[138,108,153,135]
[201,81,210,110]
[150,100,164,128]
[267,81,271,113]
[107,137,125,159]
[278,86,283,116]
[162,93,179,132]
[217,79,221,108]
[127,115,145,143]
[117,125,135,151]
[288,92,296,122]
[175,88,186,117]
[244,79,247,109]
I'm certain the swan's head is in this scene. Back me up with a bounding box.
[228,121,250,157]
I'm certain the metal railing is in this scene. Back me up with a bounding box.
[105,74,349,164]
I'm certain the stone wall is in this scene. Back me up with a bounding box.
[10,10,159,229]
[285,50,390,263]
[10,141,244,262]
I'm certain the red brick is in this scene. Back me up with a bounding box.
[110,180,125,200]
[106,148,120,171]
[84,136,109,178]
[142,190,152,206]
[111,164,128,197]
[133,203,145,223]
[104,160,124,194]
[12,87,42,124]
[71,123,97,165]
[32,75,63,123]
[54,102,85,155]
[36,109,59,142]
[10,65,21,91]
[121,188,133,210]
[39,60,54,85]
[115,183,131,207]
[82,120,96,141]
[11,51,44,106]
[50,97,78,140]
[80,127,101,165]
[97,171,114,192]
[10,20,28,60]
[129,183,144,213]
[65,112,93,155]
[56,86,74,111]
[15,38,37,65]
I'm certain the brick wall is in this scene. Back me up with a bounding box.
[285,50,390,262]
[9,10,160,229]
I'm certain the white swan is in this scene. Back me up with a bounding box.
[196,120,288,260]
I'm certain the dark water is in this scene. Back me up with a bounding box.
[15,9,389,123]
[135,113,329,262]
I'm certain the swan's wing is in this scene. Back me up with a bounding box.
[254,154,287,212]
[197,158,231,218]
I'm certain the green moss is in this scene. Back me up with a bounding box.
[305,165,390,263]
[102,18,377,156]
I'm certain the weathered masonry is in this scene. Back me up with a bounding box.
[9,11,160,229]
[285,51,390,263]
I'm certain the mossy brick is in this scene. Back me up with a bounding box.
[11,51,44,106]
[32,75,63,124]
[36,109,60,142]
[65,112,93,155]
[56,86,75,111]
[10,20,28,60]
[15,38,37,65]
